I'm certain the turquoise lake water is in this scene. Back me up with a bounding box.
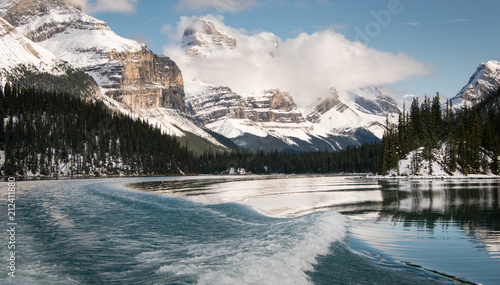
[1,176,499,284]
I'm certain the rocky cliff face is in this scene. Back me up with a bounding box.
[0,0,186,112]
[187,85,246,124]
[93,49,185,111]
[188,86,304,125]
[246,90,305,124]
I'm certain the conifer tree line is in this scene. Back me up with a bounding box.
[0,84,196,177]
[196,143,381,175]
[0,84,382,177]
[378,91,500,175]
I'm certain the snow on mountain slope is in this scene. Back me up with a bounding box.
[452,60,500,107]
[309,86,399,139]
[0,0,227,149]
[0,0,184,113]
[182,19,237,58]
[177,18,403,151]
[0,0,144,68]
[185,80,378,151]
[186,80,325,141]
[179,18,398,151]
[0,16,65,85]
[98,90,225,147]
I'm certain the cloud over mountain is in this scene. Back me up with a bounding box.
[164,15,431,107]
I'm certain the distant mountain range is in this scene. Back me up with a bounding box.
[0,0,498,153]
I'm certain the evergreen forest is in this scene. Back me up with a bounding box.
[0,85,381,177]
[0,84,196,177]
[1,85,499,178]
[378,92,500,175]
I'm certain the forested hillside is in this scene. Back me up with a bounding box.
[0,84,196,177]
[378,92,500,176]
[0,84,383,177]
[5,66,100,99]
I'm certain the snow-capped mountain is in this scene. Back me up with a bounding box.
[306,86,399,140]
[0,0,143,66]
[0,0,184,110]
[0,15,100,98]
[0,16,64,85]
[452,60,500,107]
[0,0,227,147]
[185,81,337,151]
[0,2,402,153]
[182,19,237,58]
[182,19,400,151]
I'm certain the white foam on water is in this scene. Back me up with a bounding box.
[155,211,347,285]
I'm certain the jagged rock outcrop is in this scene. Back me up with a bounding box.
[246,90,304,124]
[94,49,185,111]
[187,86,246,124]
[0,0,186,112]
[355,95,399,115]
[188,86,304,125]
[305,86,400,140]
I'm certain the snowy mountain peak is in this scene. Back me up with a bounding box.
[1,0,91,37]
[0,0,145,69]
[306,88,342,123]
[351,86,400,116]
[453,60,500,106]
[182,19,236,57]
[0,0,209,146]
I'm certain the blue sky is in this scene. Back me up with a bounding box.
[79,0,500,101]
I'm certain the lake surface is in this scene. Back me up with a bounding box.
[1,176,499,284]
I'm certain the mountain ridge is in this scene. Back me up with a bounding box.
[0,0,187,112]
[3,3,497,155]
[0,0,234,150]
[179,18,400,151]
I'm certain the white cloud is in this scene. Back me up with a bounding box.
[176,0,259,13]
[164,16,431,108]
[69,0,138,13]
